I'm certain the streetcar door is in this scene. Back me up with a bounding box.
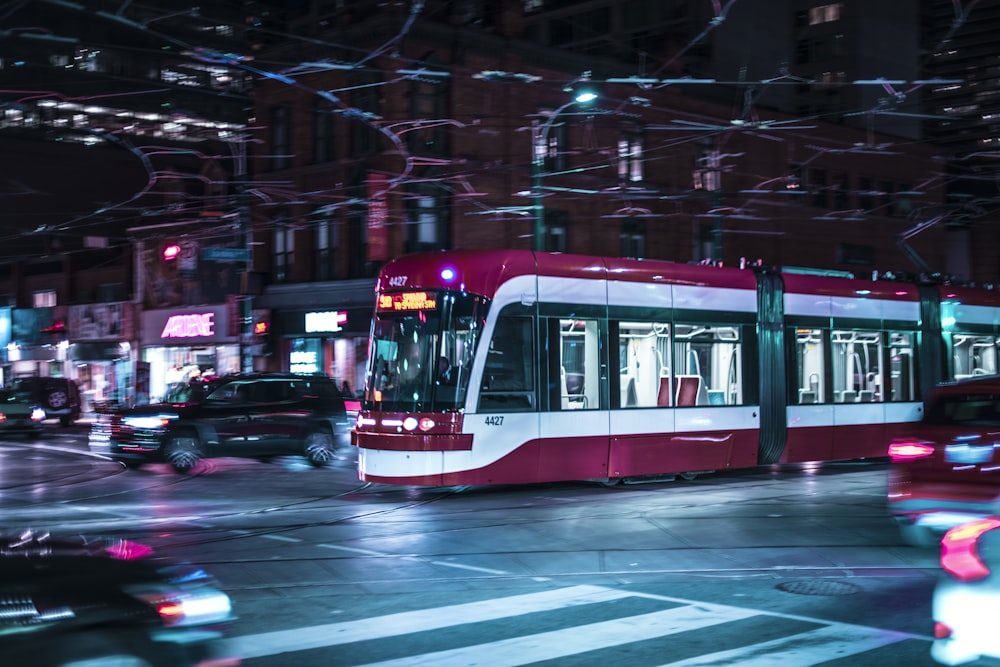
[538,313,611,481]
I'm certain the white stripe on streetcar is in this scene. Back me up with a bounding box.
[224,585,631,659]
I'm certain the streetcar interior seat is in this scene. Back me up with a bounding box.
[675,375,700,406]
[838,390,857,403]
[858,389,874,402]
[623,376,638,407]
[656,377,672,407]
[708,389,726,405]
[561,368,586,409]
[798,389,817,404]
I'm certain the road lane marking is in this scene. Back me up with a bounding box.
[259,534,301,543]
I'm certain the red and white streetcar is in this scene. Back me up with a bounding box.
[352,250,1000,487]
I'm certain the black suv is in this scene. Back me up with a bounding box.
[89,373,351,472]
[9,376,82,426]
[1,530,235,666]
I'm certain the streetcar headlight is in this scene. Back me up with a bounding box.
[402,416,418,431]
[418,417,435,431]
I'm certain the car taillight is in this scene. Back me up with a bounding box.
[940,517,1000,582]
[888,440,935,461]
[934,621,953,639]
[134,588,233,627]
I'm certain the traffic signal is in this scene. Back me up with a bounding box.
[162,242,182,262]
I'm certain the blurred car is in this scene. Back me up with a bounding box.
[932,517,1000,665]
[8,376,82,427]
[89,373,351,473]
[163,375,228,404]
[0,529,237,667]
[0,387,46,438]
[887,376,1000,547]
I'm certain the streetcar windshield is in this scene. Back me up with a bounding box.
[364,291,488,412]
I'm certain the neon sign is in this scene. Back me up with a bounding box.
[161,312,215,339]
[305,310,347,333]
[378,292,438,312]
[289,350,319,374]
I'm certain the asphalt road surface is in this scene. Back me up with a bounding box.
[0,424,956,666]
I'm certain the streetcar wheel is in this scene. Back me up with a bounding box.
[164,430,203,474]
[680,472,699,481]
[304,427,337,467]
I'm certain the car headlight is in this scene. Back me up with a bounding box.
[122,414,179,429]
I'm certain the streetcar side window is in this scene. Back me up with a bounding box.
[889,332,916,401]
[795,328,825,404]
[478,315,535,412]
[951,334,999,380]
[619,321,672,408]
[831,330,883,402]
[673,323,743,406]
[559,318,602,410]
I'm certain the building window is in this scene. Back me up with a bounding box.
[271,104,292,171]
[407,75,447,157]
[858,176,875,210]
[33,289,56,308]
[809,3,843,24]
[618,133,644,183]
[534,115,566,173]
[313,100,335,163]
[810,167,829,208]
[351,74,382,156]
[273,224,294,283]
[315,219,336,281]
[833,173,850,209]
[545,210,568,253]
[621,217,646,259]
[895,183,914,217]
[693,145,720,191]
[407,190,443,252]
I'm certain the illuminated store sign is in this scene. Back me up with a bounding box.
[377,292,437,312]
[289,350,319,374]
[161,312,215,339]
[305,310,347,333]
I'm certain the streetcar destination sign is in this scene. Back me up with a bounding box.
[378,292,437,311]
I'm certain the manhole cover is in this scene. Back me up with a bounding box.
[776,580,862,597]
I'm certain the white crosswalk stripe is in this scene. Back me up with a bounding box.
[227,585,632,658]
[354,605,757,667]
[223,584,926,665]
[658,623,913,667]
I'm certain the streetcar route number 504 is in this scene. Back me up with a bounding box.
[484,416,504,426]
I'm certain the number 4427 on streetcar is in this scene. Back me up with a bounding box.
[352,250,1000,487]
